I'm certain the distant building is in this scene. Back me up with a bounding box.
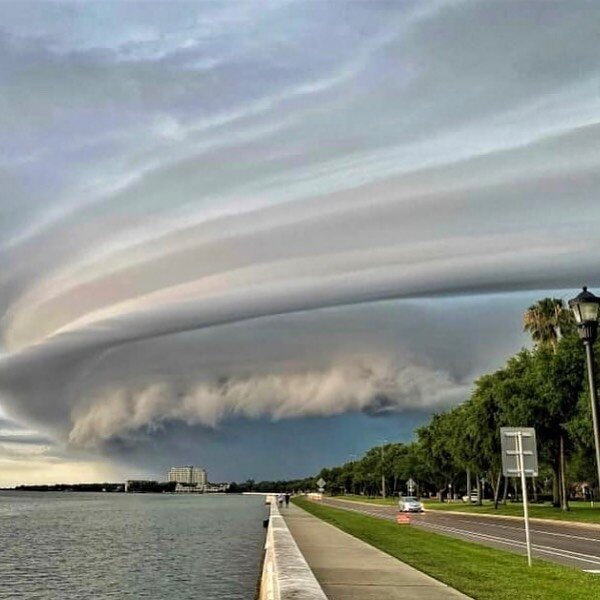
[168,466,207,488]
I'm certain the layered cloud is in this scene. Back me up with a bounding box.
[1,1,600,476]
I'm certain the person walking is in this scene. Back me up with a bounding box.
[277,492,284,508]
[284,492,290,508]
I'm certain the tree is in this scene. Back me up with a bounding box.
[523,298,573,353]
[417,413,460,500]
[446,405,481,502]
[522,298,578,509]
[460,375,505,507]
[566,337,600,488]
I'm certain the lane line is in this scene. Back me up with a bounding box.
[327,500,600,540]
[322,500,600,569]
[418,514,600,543]
[329,502,600,544]
[416,521,600,567]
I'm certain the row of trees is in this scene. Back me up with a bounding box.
[312,298,598,510]
[228,478,315,494]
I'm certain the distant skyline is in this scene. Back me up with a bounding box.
[1,1,600,485]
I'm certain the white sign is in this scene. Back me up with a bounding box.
[316,478,326,492]
[501,427,538,477]
[500,427,537,567]
[407,478,415,493]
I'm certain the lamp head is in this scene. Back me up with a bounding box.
[569,286,600,342]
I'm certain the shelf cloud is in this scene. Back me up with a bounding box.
[67,358,469,447]
[1,0,600,479]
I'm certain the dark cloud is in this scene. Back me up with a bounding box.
[101,413,432,482]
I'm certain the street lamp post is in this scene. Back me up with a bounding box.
[569,286,600,494]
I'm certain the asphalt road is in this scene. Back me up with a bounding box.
[321,497,600,571]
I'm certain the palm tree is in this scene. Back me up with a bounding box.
[523,298,574,510]
[523,298,571,352]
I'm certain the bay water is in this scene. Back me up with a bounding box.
[0,491,267,599]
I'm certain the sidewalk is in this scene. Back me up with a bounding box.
[282,503,470,600]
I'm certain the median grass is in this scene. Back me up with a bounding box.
[337,494,600,524]
[293,496,600,600]
[336,494,398,506]
[423,500,600,523]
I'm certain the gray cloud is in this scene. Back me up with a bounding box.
[0,1,599,475]
[67,357,468,447]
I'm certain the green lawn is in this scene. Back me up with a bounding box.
[423,500,600,523]
[335,494,600,524]
[335,494,398,506]
[293,496,600,600]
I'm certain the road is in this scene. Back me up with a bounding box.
[321,497,600,571]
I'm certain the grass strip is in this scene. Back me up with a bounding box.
[337,495,600,524]
[422,501,600,523]
[293,496,600,600]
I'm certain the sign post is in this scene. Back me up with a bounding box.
[501,427,538,567]
[316,478,326,494]
[407,478,415,495]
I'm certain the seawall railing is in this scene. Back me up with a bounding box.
[259,496,328,600]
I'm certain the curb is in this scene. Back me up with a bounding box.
[259,499,328,600]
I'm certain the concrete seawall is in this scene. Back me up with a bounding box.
[259,498,328,600]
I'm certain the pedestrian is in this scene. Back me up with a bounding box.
[278,492,284,508]
[285,492,290,507]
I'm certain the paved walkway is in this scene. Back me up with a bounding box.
[282,503,470,600]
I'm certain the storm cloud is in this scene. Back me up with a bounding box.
[1,1,600,480]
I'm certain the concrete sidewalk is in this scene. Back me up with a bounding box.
[282,503,470,600]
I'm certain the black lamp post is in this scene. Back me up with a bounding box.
[569,286,600,492]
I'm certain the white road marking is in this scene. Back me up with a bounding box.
[336,502,600,543]
[324,501,600,569]
[423,514,600,543]
[416,521,600,567]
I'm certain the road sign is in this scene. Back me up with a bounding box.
[501,427,538,477]
[316,478,326,492]
[407,478,415,493]
[500,427,538,567]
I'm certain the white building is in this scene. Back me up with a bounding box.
[168,466,207,488]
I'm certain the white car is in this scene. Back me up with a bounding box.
[398,496,424,513]
[461,491,479,503]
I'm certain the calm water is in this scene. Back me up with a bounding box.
[0,492,267,599]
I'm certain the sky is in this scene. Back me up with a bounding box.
[1,0,600,486]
